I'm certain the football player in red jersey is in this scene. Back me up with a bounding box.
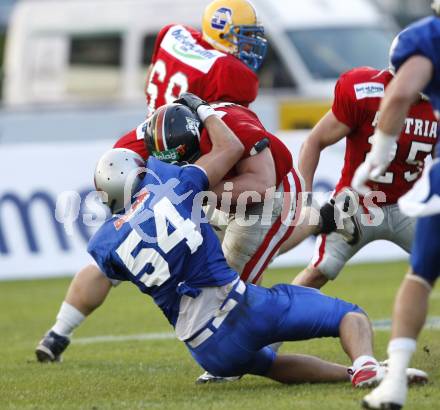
[116,99,340,287]
[35,0,267,364]
[291,66,437,290]
[144,0,265,113]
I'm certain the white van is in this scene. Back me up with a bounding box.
[1,0,397,131]
[3,0,397,104]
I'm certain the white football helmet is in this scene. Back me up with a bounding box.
[94,148,145,214]
[432,0,440,15]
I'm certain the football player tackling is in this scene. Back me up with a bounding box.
[352,3,440,408]
[35,0,267,366]
[88,99,425,387]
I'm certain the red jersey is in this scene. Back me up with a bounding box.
[146,24,258,112]
[333,67,438,205]
[114,104,293,187]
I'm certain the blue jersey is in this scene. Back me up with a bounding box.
[391,16,440,113]
[88,157,238,326]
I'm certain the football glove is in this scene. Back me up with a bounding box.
[174,92,216,122]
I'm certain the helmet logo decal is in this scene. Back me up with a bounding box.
[185,116,201,139]
[152,148,183,163]
[211,7,232,30]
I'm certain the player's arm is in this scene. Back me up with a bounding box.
[376,56,433,136]
[176,93,244,188]
[195,114,244,188]
[211,148,276,203]
[299,110,350,192]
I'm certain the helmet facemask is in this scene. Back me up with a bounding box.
[202,0,267,72]
[224,24,267,71]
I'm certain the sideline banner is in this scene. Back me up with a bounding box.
[0,133,407,280]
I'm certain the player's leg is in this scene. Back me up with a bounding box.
[292,227,371,289]
[388,204,415,252]
[197,284,374,384]
[188,283,426,386]
[35,264,114,362]
[363,214,439,409]
[292,196,375,288]
[265,354,348,383]
[259,284,426,387]
[267,310,377,384]
[226,168,303,284]
[189,329,349,384]
[187,284,350,384]
[230,179,359,285]
[266,312,373,384]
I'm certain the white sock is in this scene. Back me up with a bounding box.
[352,355,378,370]
[386,338,417,381]
[51,302,85,337]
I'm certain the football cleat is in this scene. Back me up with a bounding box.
[349,361,386,388]
[361,377,407,409]
[35,331,70,363]
[349,362,428,388]
[196,371,242,384]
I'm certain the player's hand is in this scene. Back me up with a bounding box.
[174,93,216,122]
[174,92,208,111]
[351,158,388,196]
[352,129,396,196]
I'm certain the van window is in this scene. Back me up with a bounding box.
[70,35,122,66]
[287,27,395,80]
[139,33,157,91]
[141,33,157,66]
[259,43,296,89]
[66,33,122,98]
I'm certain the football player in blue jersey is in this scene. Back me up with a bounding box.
[88,94,427,387]
[352,3,440,409]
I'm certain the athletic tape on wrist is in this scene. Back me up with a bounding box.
[197,105,217,122]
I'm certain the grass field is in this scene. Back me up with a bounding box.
[1,261,439,409]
